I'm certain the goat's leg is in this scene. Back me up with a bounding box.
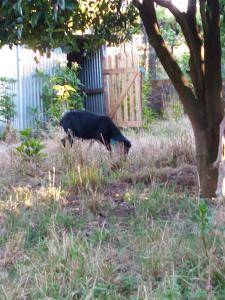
[67,131,74,147]
[96,132,111,152]
[61,137,67,147]
[61,131,74,148]
[105,142,112,152]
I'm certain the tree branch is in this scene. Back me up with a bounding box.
[187,0,196,13]
[155,0,204,103]
[185,0,205,102]
[187,0,196,24]
[204,0,223,124]
[136,0,203,129]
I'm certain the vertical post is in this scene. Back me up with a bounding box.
[16,46,24,130]
[102,45,109,116]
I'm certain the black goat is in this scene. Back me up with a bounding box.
[60,110,131,155]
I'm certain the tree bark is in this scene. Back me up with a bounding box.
[194,126,219,197]
[149,45,157,80]
[193,0,224,197]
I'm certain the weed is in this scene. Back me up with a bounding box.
[90,228,111,246]
[142,74,158,127]
[163,100,184,122]
[27,106,44,133]
[192,200,213,258]
[54,210,76,231]
[16,128,46,165]
[0,77,16,139]
[131,186,193,221]
[36,62,83,125]
[68,164,103,191]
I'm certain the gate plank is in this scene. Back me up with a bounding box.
[110,71,139,119]
[104,44,142,127]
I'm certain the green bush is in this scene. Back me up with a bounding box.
[142,74,157,127]
[16,128,46,164]
[0,77,16,138]
[36,62,83,125]
[163,100,184,122]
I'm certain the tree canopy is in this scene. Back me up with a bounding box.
[0,0,138,54]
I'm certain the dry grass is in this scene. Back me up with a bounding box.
[1,116,225,299]
[0,117,195,188]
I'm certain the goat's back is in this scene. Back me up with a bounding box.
[60,110,119,140]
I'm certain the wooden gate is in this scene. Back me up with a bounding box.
[103,50,142,127]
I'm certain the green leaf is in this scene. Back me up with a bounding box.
[19,128,33,138]
[31,13,41,28]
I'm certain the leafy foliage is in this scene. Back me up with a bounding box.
[36,62,83,124]
[192,200,212,258]
[156,7,184,53]
[0,0,139,53]
[16,128,46,164]
[0,77,16,124]
[27,106,43,132]
[0,77,16,138]
[142,74,158,127]
[163,101,184,122]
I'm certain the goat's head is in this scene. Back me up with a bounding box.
[112,139,131,157]
[123,139,131,155]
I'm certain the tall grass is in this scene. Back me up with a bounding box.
[2,116,225,299]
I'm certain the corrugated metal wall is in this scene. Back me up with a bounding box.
[79,47,105,115]
[0,45,66,131]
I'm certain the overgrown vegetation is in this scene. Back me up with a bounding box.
[36,62,83,125]
[0,77,16,139]
[16,128,46,166]
[1,116,225,298]
[142,74,158,127]
[142,73,184,127]
[163,100,184,122]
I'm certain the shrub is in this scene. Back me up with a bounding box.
[68,164,102,191]
[0,77,16,139]
[36,62,83,125]
[16,128,46,165]
[142,74,157,127]
[163,100,184,122]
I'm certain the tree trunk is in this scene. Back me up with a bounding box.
[149,45,157,80]
[194,126,219,197]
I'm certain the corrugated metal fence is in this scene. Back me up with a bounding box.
[78,46,105,115]
[0,45,66,131]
